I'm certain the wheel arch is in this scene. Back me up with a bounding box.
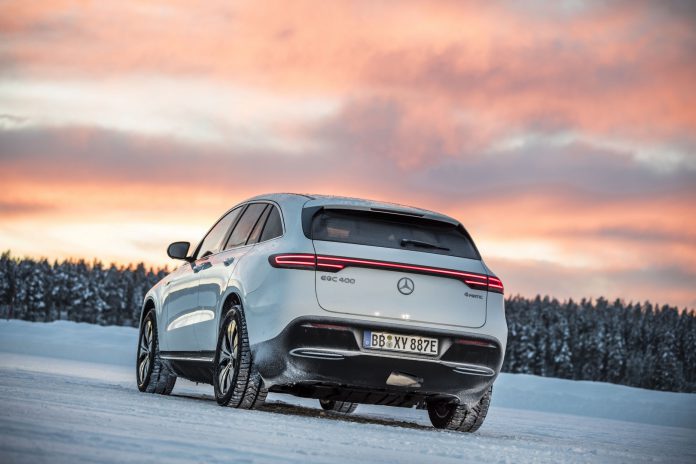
[140,298,156,329]
[218,291,243,330]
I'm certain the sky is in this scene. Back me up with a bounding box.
[0,1,695,308]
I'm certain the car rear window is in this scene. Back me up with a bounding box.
[309,210,480,259]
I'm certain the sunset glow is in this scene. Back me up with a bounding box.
[1,1,694,307]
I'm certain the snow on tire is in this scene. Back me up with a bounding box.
[320,399,359,414]
[427,386,492,433]
[136,309,177,395]
[213,304,267,410]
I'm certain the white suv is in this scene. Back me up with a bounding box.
[136,193,507,432]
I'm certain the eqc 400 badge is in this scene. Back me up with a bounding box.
[320,274,356,285]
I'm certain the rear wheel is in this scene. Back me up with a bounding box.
[427,386,492,433]
[319,399,358,414]
[213,305,267,409]
[136,310,177,394]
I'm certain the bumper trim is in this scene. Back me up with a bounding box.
[442,361,495,376]
[289,348,358,360]
[289,346,495,376]
[160,354,214,363]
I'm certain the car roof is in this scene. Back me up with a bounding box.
[246,193,458,225]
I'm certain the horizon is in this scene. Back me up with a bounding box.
[3,248,694,313]
[1,1,695,309]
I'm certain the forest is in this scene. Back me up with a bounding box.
[1,251,694,393]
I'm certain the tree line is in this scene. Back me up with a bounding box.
[0,251,694,393]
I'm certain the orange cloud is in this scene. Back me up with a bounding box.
[2,1,694,144]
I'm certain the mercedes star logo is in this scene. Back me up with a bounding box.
[397,277,415,295]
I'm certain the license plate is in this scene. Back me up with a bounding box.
[363,331,439,356]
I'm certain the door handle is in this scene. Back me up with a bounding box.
[193,262,212,273]
[223,257,235,267]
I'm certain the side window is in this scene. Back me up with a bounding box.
[260,206,283,242]
[246,206,270,245]
[224,203,267,249]
[196,207,243,259]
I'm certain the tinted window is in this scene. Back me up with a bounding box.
[310,210,479,259]
[225,203,267,249]
[246,205,270,245]
[196,207,243,259]
[260,206,283,242]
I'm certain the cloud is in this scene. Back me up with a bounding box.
[2,123,694,246]
[0,200,53,216]
[570,226,696,244]
[1,1,694,148]
[1,1,695,307]
[489,257,696,310]
[3,122,694,198]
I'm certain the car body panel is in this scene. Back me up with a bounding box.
[312,240,488,328]
[161,263,200,352]
[194,246,252,351]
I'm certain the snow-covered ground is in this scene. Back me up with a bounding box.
[1,320,694,463]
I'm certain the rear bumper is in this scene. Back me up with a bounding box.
[252,316,504,405]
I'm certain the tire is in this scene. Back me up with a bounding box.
[213,305,267,409]
[136,310,177,395]
[427,386,492,433]
[320,399,358,414]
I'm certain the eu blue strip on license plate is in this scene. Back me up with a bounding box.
[363,330,372,347]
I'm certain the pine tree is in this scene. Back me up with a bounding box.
[551,314,574,379]
[0,251,17,318]
[605,299,626,383]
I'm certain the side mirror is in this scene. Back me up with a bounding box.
[167,241,191,261]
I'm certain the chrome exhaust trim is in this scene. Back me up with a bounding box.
[386,371,423,387]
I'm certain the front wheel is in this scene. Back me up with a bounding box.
[427,386,492,433]
[136,310,177,394]
[319,399,358,414]
[213,305,267,409]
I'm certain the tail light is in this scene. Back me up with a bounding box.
[487,276,504,294]
[269,254,315,270]
[269,253,343,271]
[269,253,504,294]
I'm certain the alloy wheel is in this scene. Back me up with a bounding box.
[217,319,239,395]
[138,319,153,384]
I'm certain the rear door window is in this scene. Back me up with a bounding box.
[310,210,479,259]
[224,203,267,249]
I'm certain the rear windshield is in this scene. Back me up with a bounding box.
[310,210,480,259]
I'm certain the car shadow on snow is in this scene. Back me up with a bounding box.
[260,401,433,431]
[169,390,433,431]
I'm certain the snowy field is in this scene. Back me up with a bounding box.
[0,320,694,463]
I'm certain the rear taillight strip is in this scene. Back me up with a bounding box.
[269,253,504,294]
[271,254,315,270]
[488,276,504,291]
